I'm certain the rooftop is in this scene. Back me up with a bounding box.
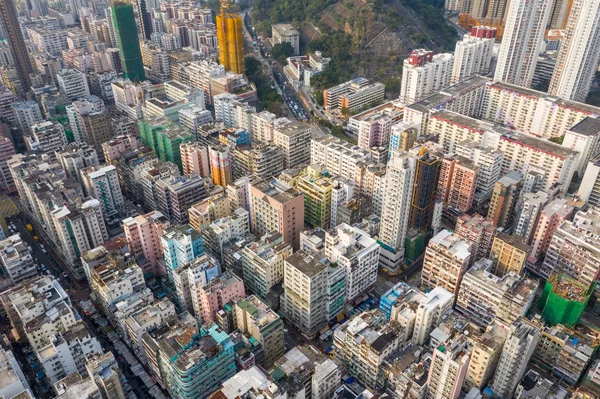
[285,250,326,278]
[568,117,600,137]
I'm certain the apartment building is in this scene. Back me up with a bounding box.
[379,150,416,271]
[311,135,376,188]
[456,259,536,327]
[455,141,503,203]
[490,232,530,276]
[481,81,600,139]
[421,230,471,298]
[454,213,497,263]
[0,234,37,284]
[55,142,100,182]
[447,156,479,212]
[231,144,284,180]
[541,206,600,284]
[464,323,507,391]
[27,121,68,153]
[197,271,245,324]
[89,255,146,313]
[490,318,540,398]
[562,117,600,175]
[487,171,524,228]
[426,335,470,399]
[334,309,403,390]
[122,211,170,275]
[188,193,231,231]
[201,208,250,264]
[81,165,124,217]
[240,232,292,300]
[281,250,328,338]
[249,178,304,250]
[56,68,90,100]
[493,0,550,87]
[11,100,43,135]
[273,120,311,169]
[451,26,496,83]
[527,198,574,265]
[429,110,580,193]
[390,286,454,345]
[161,224,205,280]
[235,295,285,367]
[399,49,453,104]
[155,175,207,225]
[325,223,379,301]
[208,144,232,187]
[172,254,220,315]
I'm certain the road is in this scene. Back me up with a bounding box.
[5,211,151,398]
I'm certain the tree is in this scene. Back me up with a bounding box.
[314,90,324,106]
[245,56,262,78]
[549,135,565,144]
[340,106,349,119]
[271,42,295,64]
[384,77,400,96]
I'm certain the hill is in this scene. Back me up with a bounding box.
[251,0,458,96]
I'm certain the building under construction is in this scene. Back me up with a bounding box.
[538,273,594,328]
[217,0,245,74]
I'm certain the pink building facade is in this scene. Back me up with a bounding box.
[528,198,574,264]
[181,142,210,177]
[123,211,170,275]
[102,135,139,164]
[198,271,245,323]
[357,114,392,150]
[249,179,305,250]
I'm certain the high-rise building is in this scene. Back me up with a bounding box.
[11,101,43,136]
[86,352,128,399]
[0,131,16,194]
[487,171,524,228]
[548,0,600,102]
[240,232,292,300]
[81,165,124,217]
[249,178,305,250]
[235,295,285,367]
[281,250,328,337]
[27,121,68,154]
[421,230,471,298]
[490,318,540,398]
[451,26,496,84]
[111,1,146,81]
[408,146,441,232]
[514,191,549,244]
[447,156,479,212]
[216,0,245,74]
[159,324,237,398]
[180,142,210,177]
[527,198,574,265]
[156,175,207,225]
[454,213,497,263]
[562,117,600,176]
[136,0,152,40]
[0,233,37,284]
[209,144,232,187]
[464,323,508,391]
[0,0,33,95]
[494,0,551,87]
[456,259,536,327]
[399,49,454,104]
[426,335,470,399]
[489,232,530,276]
[161,224,205,279]
[198,271,245,324]
[379,149,416,271]
[56,69,90,101]
[325,223,380,301]
[541,206,600,284]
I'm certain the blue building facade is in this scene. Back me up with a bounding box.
[379,281,414,320]
[160,324,236,399]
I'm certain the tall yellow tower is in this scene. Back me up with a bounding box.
[216,0,245,74]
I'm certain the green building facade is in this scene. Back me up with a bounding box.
[111,1,146,81]
[538,274,594,328]
[139,120,193,172]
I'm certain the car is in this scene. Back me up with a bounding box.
[62,273,68,279]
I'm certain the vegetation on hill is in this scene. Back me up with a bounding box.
[251,0,458,93]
